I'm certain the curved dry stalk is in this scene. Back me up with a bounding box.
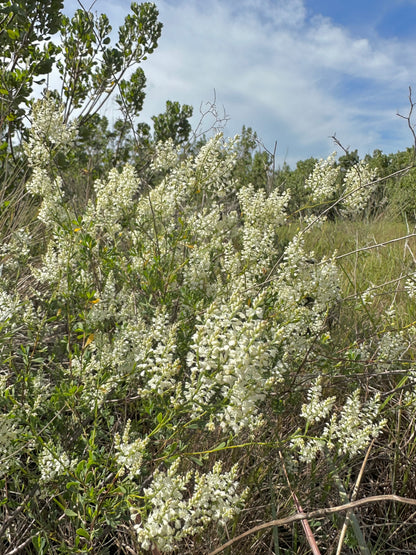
[208,494,416,555]
[333,233,416,262]
[278,450,321,555]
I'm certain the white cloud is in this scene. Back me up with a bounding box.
[64,0,416,166]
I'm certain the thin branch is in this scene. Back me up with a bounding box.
[278,450,321,555]
[208,495,416,555]
[190,89,230,143]
[4,522,36,555]
[397,86,416,162]
[333,233,416,262]
[0,491,36,539]
[341,273,415,301]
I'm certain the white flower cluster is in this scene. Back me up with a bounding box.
[270,233,340,361]
[403,366,416,407]
[64,352,111,411]
[361,285,376,306]
[81,308,181,405]
[131,135,240,298]
[181,226,341,434]
[132,310,181,397]
[114,420,148,477]
[183,207,227,293]
[376,328,412,371]
[127,313,180,395]
[0,289,20,324]
[333,390,386,455]
[24,97,75,227]
[0,229,32,273]
[26,168,66,227]
[184,290,273,434]
[32,233,93,294]
[405,275,416,300]
[193,134,238,198]
[86,164,140,232]
[341,161,377,217]
[300,378,335,424]
[0,415,21,477]
[151,139,181,172]
[146,133,237,218]
[306,152,339,202]
[292,385,385,462]
[183,206,240,296]
[38,441,77,483]
[238,184,290,278]
[27,96,76,147]
[131,460,244,552]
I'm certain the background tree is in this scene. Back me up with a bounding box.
[0,0,64,162]
[0,1,162,170]
[232,125,271,191]
[152,99,193,145]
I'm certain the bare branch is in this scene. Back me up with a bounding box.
[397,85,416,162]
[208,495,416,555]
[191,89,230,142]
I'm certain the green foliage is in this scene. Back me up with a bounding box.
[232,125,272,190]
[376,148,416,218]
[0,0,63,155]
[116,67,147,118]
[276,157,317,214]
[58,2,161,122]
[0,0,162,179]
[152,100,193,145]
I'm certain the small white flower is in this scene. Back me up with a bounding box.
[38,442,77,483]
[114,420,148,477]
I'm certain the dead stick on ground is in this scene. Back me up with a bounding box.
[278,450,321,555]
[208,494,416,555]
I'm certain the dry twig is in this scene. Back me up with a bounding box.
[208,494,416,555]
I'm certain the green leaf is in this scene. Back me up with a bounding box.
[64,508,78,517]
[31,534,46,552]
[7,28,20,40]
[66,481,80,490]
[189,456,204,466]
[76,459,86,476]
[76,528,90,540]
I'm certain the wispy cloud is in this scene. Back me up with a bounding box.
[66,0,416,166]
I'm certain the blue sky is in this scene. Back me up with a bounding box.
[64,0,416,167]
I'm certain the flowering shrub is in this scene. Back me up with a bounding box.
[305,151,377,216]
[1,97,411,554]
[306,152,339,202]
[292,382,385,462]
[130,460,245,552]
[341,159,378,216]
